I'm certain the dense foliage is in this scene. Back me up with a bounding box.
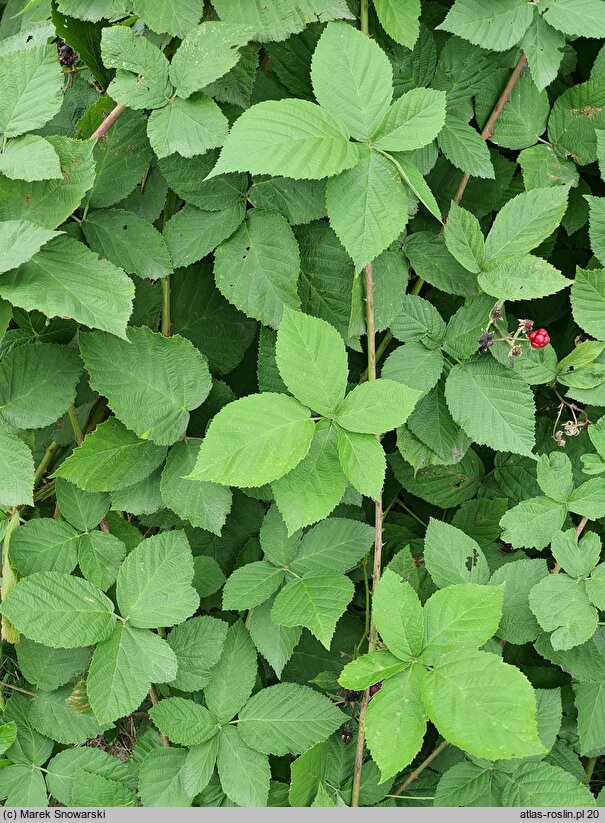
[0,0,605,809]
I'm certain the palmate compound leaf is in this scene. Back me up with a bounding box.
[310,21,393,141]
[79,326,211,445]
[238,683,346,755]
[445,360,536,457]
[88,623,178,726]
[189,393,315,487]
[0,235,134,340]
[115,530,199,628]
[0,572,115,649]
[210,99,359,180]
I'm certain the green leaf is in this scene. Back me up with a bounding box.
[214,210,301,328]
[422,583,504,664]
[210,0,353,42]
[335,379,421,435]
[438,0,534,51]
[311,21,392,141]
[79,326,211,445]
[101,26,171,110]
[88,622,177,725]
[211,99,359,180]
[529,574,597,650]
[190,393,314,487]
[571,268,605,341]
[543,0,605,38]
[500,496,567,550]
[46,748,133,806]
[490,558,549,645]
[71,773,136,808]
[275,308,347,415]
[205,621,257,723]
[519,144,579,191]
[374,89,446,152]
[138,747,193,807]
[160,439,232,536]
[217,724,270,807]
[78,531,127,592]
[0,342,81,430]
[0,135,61,182]
[445,360,536,457]
[568,478,605,519]
[28,685,101,745]
[248,597,301,678]
[0,45,63,137]
[131,0,203,38]
[290,518,374,576]
[373,569,423,660]
[0,236,134,339]
[326,147,407,270]
[0,423,34,507]
[374,0,420,48]
[166,615,228,692]
[11,518,79,576]
[536,453,574,502]
[479,254,572,302]
[338,649,409,690]
[223,561,285,611]
[239,683,345,755]
[391,294,446,347]
[16,639,88,693]
[116,530,198,628]
[438,117,494,179]
[407,380,470,464]
[271,573,354,649]
[181,737,219,797]
[259,503,301,567]
[574,681,605,755]
[272,422,348,533]
[443,202,484,273]
[434,762,494,807]
[55,479,109,532]
[552,530,601,580]
[0,571,115,648]
[423,648,543,760]
[150,698,218,747]
[336,427,386,500]
[169,22,254,99]
[486,71,550,151]
[82,208,173,281]
[423,519,489,589]
[147,95,229,159]
[158,151,246,211]
[163,202,246,269]
[0,220,59,275]
[366,666,426,781]
[499,762,595,806]
[484,185,569,261]
[0,765,48,807]
[55,418,167,492]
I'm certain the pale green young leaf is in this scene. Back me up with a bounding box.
[338,649,409,690]
[83,208,173,281]
[499,762,595,807]
[443,202,484,273]
[163,202,246,269]
[78,531,127,592]
[214,210,301,328]
[536,453,574,502]
[0,572,115,649]
[366,666,427,782]
[490,559,549,645]
[0,220,60,274]
[0,423,34,507]
[479,254,572,301]
[0,135,61,182]
[116,530,198,628]
[55,479,109,532]
[0,342,81,430]
[272,423,348,533]
[521,14,566,92]
[290,518,374,576]
[248,597,301,678]
[275,308,347,415]
[190,393,314,487]
[438,117,494,179]
[223,561,285,610]
[571,268,605,341]
[500,496,567,550]
[160,439,232,535]
[337,427,386,500]
[239,683,346,755]
[217,725,270,807]
[438,0,534,51]
[55,418,167,493]
[169,22,254,99]
[445,360,536,457]
[374,0,420,47]
[335,379,421,435]
[0,45,63,137]
[568,478,605,519]
[311,21,392,141]
[373,569,423,661]
[167,615,228,692]
[88,623,177,725]
[327,147,407,270]
[0,236,134,339]
[484,185,570,261]
[79,327,211,446]
[11,518,79,576]
[423,648,543,760]
[374,88,446,152]
[150,698,218,747]
[147,95,229,159]
[29,685,102,745]
[211,99,359,180]
[271,573,354,649]
[204,621,257,723]
[101,26,171,110]
[138,747,193,807]
[423,519,489,589]
[529,574,598,651]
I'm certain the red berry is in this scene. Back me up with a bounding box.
[528,328,550,349]
[369,682,382,696]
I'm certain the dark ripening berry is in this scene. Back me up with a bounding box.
[477,331,494,354]
[528,328,550,349]
[341,724,353,745]
[343,689,360,703]
[58,44,78,67]
[499,543,516,555]
[369,682,382,696]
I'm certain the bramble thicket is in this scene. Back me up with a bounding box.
[0,0,605,809]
